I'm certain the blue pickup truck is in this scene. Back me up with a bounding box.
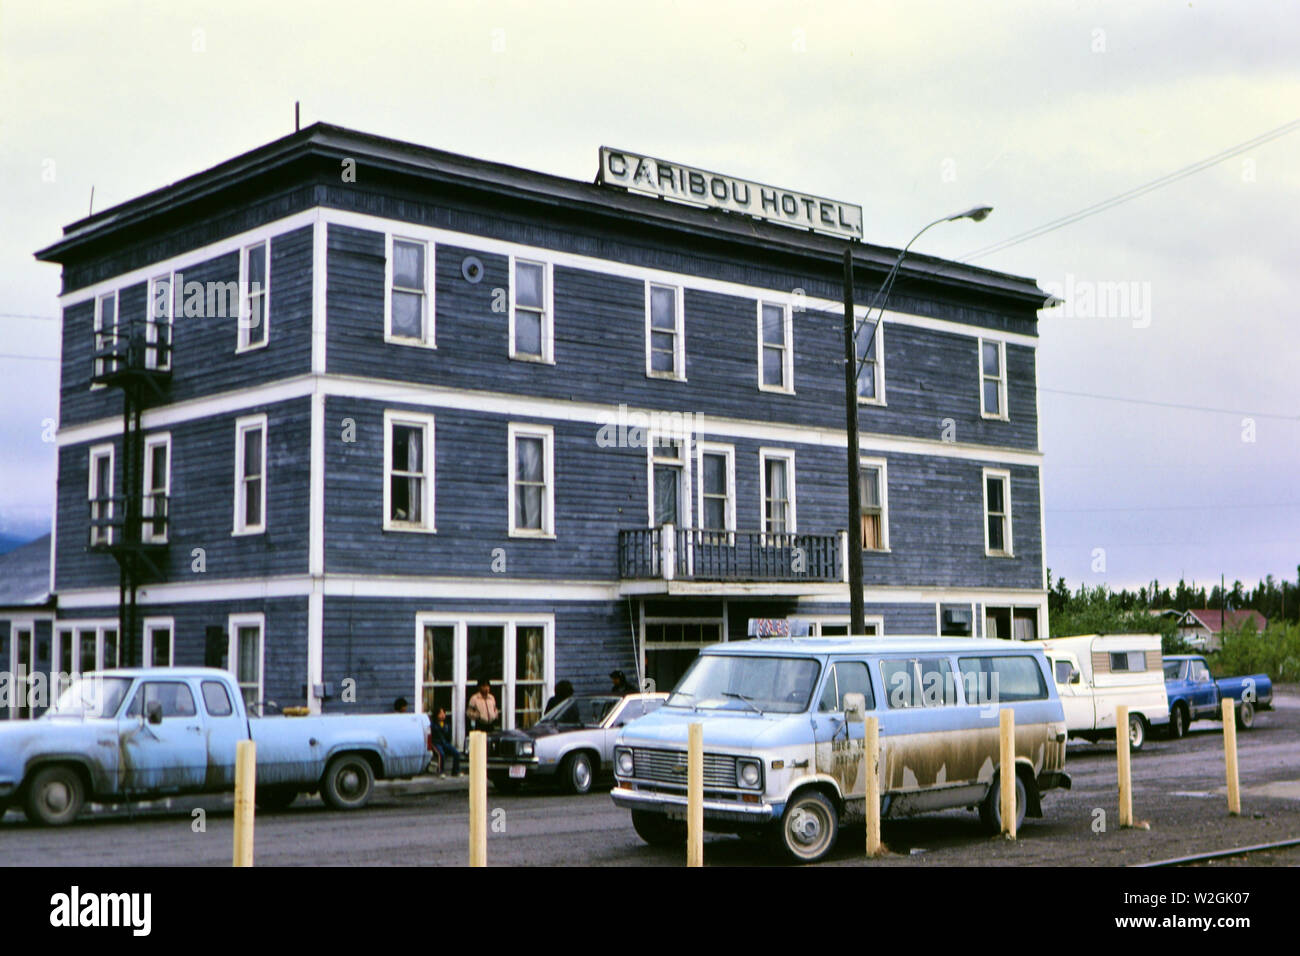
[0,668,432,825]
[1163,654,1273,738]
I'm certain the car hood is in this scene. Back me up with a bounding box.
[614,705,807,750]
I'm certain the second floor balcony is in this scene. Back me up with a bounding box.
[618,525,844,596]
[91,317,172,389]
[89,493,170,561]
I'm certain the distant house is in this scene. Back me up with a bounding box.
[1170,608,1269,651]
[0,535,55,718]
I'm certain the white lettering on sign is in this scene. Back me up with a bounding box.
[599,148,863,240]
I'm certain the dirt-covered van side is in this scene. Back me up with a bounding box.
[0,667,431,825]
[611,637,1070,864]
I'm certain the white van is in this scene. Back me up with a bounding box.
[1030,634,1169,750]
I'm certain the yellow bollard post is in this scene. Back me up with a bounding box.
[469,730,487,867]
[999,707,1016,839]
[865,716,882,857]
[1222,698,1240,816]
[1116,703,1133,828]
[687,722,703,867]
[232,739,256,867]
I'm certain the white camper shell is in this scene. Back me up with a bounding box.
[1029,634,1169,750]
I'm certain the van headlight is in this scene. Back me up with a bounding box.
[736,759,762,789]
[616,748,634,776]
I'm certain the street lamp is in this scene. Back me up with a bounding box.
[841,206,993,635]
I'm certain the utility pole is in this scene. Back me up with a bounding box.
[842,245,865,634]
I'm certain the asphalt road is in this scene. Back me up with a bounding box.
[4,695,1299,866]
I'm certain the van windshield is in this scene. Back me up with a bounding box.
[667,655,820,714]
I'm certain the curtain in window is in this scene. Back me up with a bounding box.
[766,459,788,533]
[515,436,544,529]
[653,465,679,526]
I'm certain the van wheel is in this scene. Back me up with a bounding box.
[562,752,594,795]
[1236,701,1255,730]
[23,765,86,826]
[1168,704,1187,740]
[1127,714,1147,751]
[979,771,1027,834]
[631,810,685,847]
[320,754,374,810]
[776,791,839,863]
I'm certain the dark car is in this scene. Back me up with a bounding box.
[487,693,667,794]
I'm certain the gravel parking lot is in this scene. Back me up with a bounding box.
[4,693,1298,866]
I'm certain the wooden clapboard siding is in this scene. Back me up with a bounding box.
[55,598,308,706]
[58,226,313,429]
[54,397,312,591]
[323,395,1044,590]
[320,596,635,710]
[323,223,1039,452]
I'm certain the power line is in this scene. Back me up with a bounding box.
[961,117,1300,261]
[0,313,59,321]
[0,352,58,362]
[1040,386,1299,421]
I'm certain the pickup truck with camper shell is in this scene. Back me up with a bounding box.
[1163,654,1273,736]
[1031,634,1169,750]
[611,637,1071,864]
[0,667,432,825]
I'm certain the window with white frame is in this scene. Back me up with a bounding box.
[510,258,552,363]
[646,282,684,380]
[9,623,36,718]
[142,433,170,544]
[227,614,264,711]
[807,617,882,637]
[384,410,435,532]
[760,449,795,536]
[88,443,115,546]
[387,236,432,346]
[696,443,735,536]
[92,291,118,385]
[233,414,267,535]
[758,301,792,391]
[643,617,723,696]
[859,457,889,551]
[985,605,1038,641]
[983,468,1012,556]
[54,623,118,681]
[856,317,885,404]
[144,618,174,667]
[649,437,688,528]
[238,241,269,351]
[416,615,555,746]
[147,273,174,370]
[508,423,554,537]
[979,338,1007,419]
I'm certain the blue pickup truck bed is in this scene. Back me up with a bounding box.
[1163,655,1272,738]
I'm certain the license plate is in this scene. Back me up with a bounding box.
[508,765,526,779]
[664,805,686,821]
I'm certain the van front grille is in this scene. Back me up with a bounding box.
[630,747,737,789]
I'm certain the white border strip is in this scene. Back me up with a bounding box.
[52,574,1048,609]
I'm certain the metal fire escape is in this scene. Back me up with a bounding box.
[88,313,171,667]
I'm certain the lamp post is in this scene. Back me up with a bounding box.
[842,206,993,635]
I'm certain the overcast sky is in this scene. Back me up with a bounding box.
[1,0,1296,592]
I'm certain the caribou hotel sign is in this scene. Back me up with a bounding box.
[598,147,863,240]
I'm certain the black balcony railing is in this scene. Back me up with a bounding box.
[91,317,172,386]
[89,494,170,550]
[619,527,841,583]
